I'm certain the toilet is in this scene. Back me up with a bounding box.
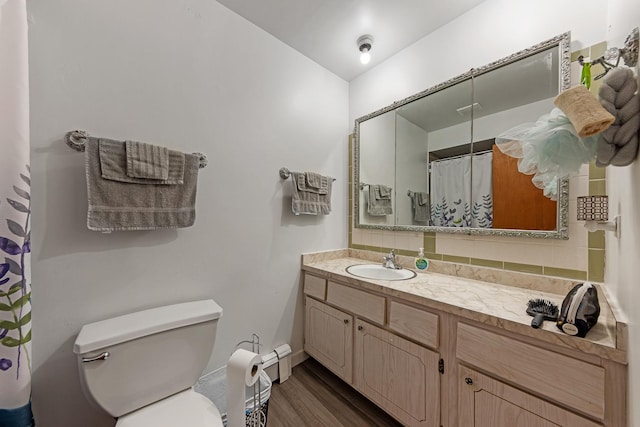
[73,300,224,427]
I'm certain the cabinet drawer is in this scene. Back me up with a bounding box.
[304,274,326,300]
[388,301,439,349]
[456,323,605,421]
[327,281,385,325]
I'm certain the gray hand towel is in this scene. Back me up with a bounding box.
[100,139,185,185]
[291,172,332,215]
[411,192,430,222]
[296,172,328,194]
[376,185,392,199]
[86,138,199,231]
[368,185,392,216]
[126,140,169,180]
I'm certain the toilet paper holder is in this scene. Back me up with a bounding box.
[236,334,293,383]
[261,344,292,383]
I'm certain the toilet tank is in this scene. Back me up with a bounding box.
[73,300,223,418]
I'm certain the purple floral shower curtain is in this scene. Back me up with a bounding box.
[0,0,34,425]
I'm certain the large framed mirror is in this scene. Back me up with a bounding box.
[354,32,570,239]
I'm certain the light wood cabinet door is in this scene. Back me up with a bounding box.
[354,319,440,427]
[304,297,353,383]
[459,366,600,427]
[456,323,605,421]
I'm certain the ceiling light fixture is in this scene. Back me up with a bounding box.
[455,102,482,116]
[357,35,373,65]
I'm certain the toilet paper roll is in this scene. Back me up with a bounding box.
[227,349,263,427]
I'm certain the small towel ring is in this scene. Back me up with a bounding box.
[65,130,89,152]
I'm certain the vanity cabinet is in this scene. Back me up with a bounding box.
[354,319,440,426]
[304,296,353,382]
[456,323,606,426]
[303,274,442,426]
[456,323,606,422]
[458,366,600,427]
[301,269,627,427]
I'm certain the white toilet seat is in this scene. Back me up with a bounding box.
[116,389,223,427]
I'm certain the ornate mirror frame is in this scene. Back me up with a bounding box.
[353,32,571,239]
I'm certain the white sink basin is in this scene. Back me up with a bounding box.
[346,264,417,281]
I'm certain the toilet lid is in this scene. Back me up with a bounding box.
[116,389,223,427]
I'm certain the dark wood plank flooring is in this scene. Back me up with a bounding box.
[268,358,402,427]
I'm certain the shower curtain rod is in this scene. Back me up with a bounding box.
[429,149,492,164]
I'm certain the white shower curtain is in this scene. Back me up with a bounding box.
[0,0,34,425]
[430,152,493,228]
[430,156,472,227]
[471,152,493,228]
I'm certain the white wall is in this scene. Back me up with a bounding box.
[358,110,395,226]
[396,115,428,224]
[350,0,604,272]
[28,1,348,426]
[605,1,640,425]
[350,0,607,123]
[428,98,554,150]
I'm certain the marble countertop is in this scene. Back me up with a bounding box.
[302,249,627,364]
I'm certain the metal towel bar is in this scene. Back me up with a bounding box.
[279,167,336,181]
[64,130,208,169]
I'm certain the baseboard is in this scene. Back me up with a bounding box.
[265,350,308,382]
[291,349,309,367]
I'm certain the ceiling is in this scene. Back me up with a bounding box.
[216,0,486,81]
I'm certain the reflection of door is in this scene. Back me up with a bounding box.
[492,145,556,230]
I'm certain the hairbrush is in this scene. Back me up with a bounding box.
[526,298,559,329]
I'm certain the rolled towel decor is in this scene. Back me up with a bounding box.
[553,85,615,137]
[597,67,640,166]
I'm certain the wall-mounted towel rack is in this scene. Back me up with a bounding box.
[279,167,336,181]
[359,182,369,190]
[65,130,208,169]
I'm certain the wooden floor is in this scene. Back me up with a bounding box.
[268,358,402,427]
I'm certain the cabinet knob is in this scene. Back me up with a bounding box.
[343,319,349,324]
[357,325,364,331]
[465,377,473,386]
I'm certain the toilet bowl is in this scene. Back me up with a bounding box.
[73,300,224,427]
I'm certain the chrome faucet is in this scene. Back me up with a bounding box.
[382,249,402,269]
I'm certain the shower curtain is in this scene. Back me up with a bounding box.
[430,152,493,228]
[430,156,472,227]
[0,0,34,425]
[471,152,493,228]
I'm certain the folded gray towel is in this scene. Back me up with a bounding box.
[86,138,199,231]
[291,172,332,215]
[296,172,328,195]
[304,172,327,191]
[411,191,430,223]
[100,139,185,185]
[376,185,392,199]
[368,185,392,216]
[126,140,169,180]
